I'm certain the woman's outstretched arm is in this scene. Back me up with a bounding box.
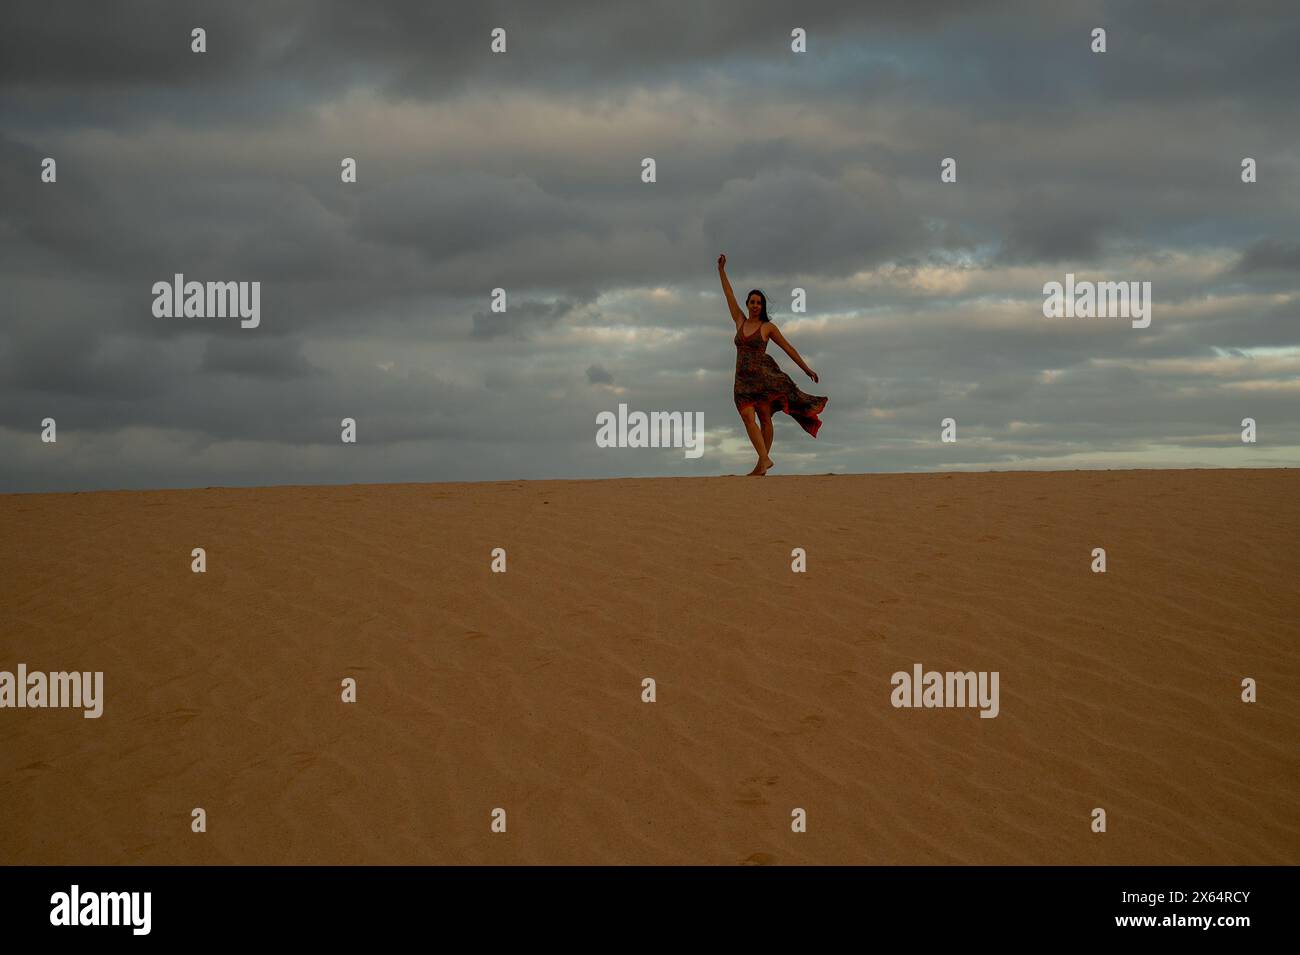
[717,254,744,325]
[767,324,819,383]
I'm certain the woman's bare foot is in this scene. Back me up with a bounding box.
[747,457,774,476]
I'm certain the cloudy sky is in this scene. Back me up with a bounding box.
[2,0,1297,492]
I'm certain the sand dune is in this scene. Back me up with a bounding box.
[1,469,1297,865]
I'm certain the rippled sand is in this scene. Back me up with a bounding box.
[2,469,1296,864]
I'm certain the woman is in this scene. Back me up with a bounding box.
[718,253,827,475]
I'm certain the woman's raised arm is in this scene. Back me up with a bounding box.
[717,254,745,325]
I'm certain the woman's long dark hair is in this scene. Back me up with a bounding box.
[745,288,771,323]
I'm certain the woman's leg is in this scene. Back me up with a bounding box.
[758,405,773,452]
[739,405,774,475]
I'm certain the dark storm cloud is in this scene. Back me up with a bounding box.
[200,335,319,379]
[0,2,288,87]
[10,0,1294,112]
[471,296,585,340]
[994,190,1116,264]
[0,0,1013,96]
[0,134,123,272]
[355,171,593,263]
[702,167,924,275]
[1233,238,1300,274]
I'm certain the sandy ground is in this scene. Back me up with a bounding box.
[1,469,1297,865]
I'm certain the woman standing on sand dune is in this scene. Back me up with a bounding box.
[718,253,827,476]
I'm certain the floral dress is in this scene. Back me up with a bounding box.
[733,321,827,437]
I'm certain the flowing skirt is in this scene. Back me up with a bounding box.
[734,352,828,437]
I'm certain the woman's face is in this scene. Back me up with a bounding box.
[747,295,763,319]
